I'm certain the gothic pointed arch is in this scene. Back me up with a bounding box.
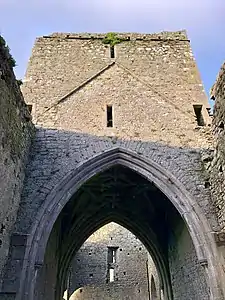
[17,147,221,300]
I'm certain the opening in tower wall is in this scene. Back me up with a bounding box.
[193,104,205,126]
[110,45,115,58]
[107,104,113,127]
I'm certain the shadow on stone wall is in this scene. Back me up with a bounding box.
[0,126,219,300]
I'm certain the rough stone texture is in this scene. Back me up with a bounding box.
[17,31,217,232]
[68,222,160,300]
[0,37,34,287]
[208,63,225,231]
[22,31,212,148]
[13,129,217,234]
[168,216,209,300]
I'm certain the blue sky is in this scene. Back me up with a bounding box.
[0,0,224,100]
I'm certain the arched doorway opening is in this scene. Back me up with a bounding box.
[64,222,161,300]
[17,149,221,300]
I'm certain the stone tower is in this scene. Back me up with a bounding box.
[1,31,225,300]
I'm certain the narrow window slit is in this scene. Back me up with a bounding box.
[107,105,113,127]
[107,247,118,282]
[110,45,115,58]
[193,105,205,126]
[108,247,118,263]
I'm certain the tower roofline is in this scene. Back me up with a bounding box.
[40,30,189,42]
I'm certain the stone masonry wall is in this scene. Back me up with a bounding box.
[168,217,209,300]
[0,36,34,286]
[8,129,217,300]
[22,31,212,148]
[16,31,218,234]
[68,222,160,300]
[208,63,225,231]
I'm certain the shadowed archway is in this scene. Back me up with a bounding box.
[17,148,221,300]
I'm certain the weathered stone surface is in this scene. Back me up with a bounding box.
[22,31,211,148]
[208,63,225,230]
[68,222,160,300]
[0,36,34,287]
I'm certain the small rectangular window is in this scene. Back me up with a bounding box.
[110,45,115,58]
[108,247,118,263]
[193,105,205,126]
[107,105,113,127]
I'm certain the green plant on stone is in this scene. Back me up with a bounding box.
[102,32,125,46]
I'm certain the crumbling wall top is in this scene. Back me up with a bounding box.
[40,30,189,41]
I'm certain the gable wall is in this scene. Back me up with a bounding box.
[22,31,211,148]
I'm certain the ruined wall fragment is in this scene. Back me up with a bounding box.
[0,36,34,286]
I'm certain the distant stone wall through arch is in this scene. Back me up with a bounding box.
[66,222,160,300]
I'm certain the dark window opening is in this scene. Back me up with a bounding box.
[193,105,205,126]
[205,181,210,188]
[107,105,113,127]
[110,45,115,58]
[108,247,118,263]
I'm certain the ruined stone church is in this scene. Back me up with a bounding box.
[0,30,225,300]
